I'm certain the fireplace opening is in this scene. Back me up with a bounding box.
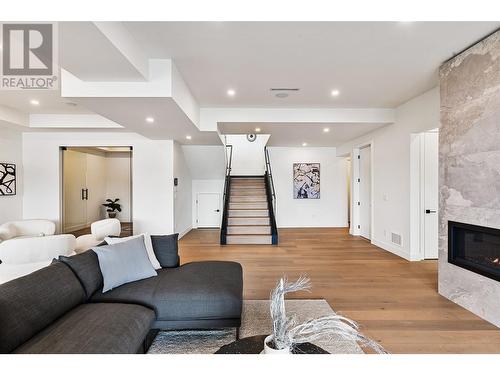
[448,221,500,282]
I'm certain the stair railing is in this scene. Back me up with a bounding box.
[220,144,233,245]
[264,146,278,245]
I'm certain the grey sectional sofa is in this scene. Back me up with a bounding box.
[0,249,243,354]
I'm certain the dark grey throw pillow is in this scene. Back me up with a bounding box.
[59,251,103,299]
[150,233,180,268]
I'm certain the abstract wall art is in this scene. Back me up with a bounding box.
[293,163,320,199]
[0,163,16,196]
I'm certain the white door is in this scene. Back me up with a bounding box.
[197,193,221,228]
[85,153,107,225]
[423,132,439,259]
[359,146,371,239]
[63,150,88,232]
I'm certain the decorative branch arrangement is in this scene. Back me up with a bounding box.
[267,276,387,354]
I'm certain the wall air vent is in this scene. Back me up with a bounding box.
[270,88,300,91]
[391,232,402,246]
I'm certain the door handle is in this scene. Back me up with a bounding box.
[84,189,89,200]
[425,209,437,214]
[81,188,85,200]
[215,209,220,212]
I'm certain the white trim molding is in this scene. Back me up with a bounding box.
[371,238,412,261]
[177,226,193,239]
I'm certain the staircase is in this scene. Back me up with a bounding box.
[220,145,278,245]
[226,177,272,244]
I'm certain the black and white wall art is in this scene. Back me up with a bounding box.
[293,163,320,199]
[0,163,16,196]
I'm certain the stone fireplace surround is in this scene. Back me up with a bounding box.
[439,29,500,327]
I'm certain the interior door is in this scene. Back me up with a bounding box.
[197,193,221,228]
[423,132,439,259]
[359,146,371,240]
[85,153,107,225]
[63,150,87,232]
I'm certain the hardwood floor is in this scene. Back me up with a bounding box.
[179,227,500,354]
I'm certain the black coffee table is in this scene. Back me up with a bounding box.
[215,335,329,354]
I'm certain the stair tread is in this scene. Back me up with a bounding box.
[228,207,268,210]
[228,217,270,220]
[228,217,269,219]
[228,214,269,217]
[229,209,268,211]
[228,224,271,228]
[227,233,272,237]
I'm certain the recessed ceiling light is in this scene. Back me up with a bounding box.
[145,117,155,123]
[65,102,77,107]
[275,92,288,98]
[227,89,236,97]
[185,135,192,140]
[255,127,261,132]
[30,99,40,106]
[323,128,330,133]
[331,89,340,97]
[302,142,308,147]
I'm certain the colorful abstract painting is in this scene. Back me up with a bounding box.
[293,163,320,199]
[0,163,16,196]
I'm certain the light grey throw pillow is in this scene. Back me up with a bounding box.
[92,236,157,293]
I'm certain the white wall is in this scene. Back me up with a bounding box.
[105,152,132,222]
[336,87,440,260]
[268,147,348,228]
[0,126,23,223]
[183,145,225,229]
[22,132,174,235]
[182,145,225,180]
[225,134,270,176]
[192,179,224,228]
[173,142,192,237]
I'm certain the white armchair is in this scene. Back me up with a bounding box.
[0,219,56,242]
[0,220,75,284]
[75,219,121,253]
[0,234,76,264]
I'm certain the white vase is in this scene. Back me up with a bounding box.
[263,335,291,354]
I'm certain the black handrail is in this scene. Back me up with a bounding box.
[225,144,233,177]
[264,146,276,201]
[220,145,233,245]
[264,146,278,245]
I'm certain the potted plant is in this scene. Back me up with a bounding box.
[265,276,387,354]
[102,198,121,219]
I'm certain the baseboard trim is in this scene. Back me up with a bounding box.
[178,226,193,239]
[371,238,411,261]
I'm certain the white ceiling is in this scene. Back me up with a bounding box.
[60,22,147,82]
[0,89,91,114]
[0,21,498,147]
[71,97,221,144]
[124,21,499,108]
[218,122,388,147]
